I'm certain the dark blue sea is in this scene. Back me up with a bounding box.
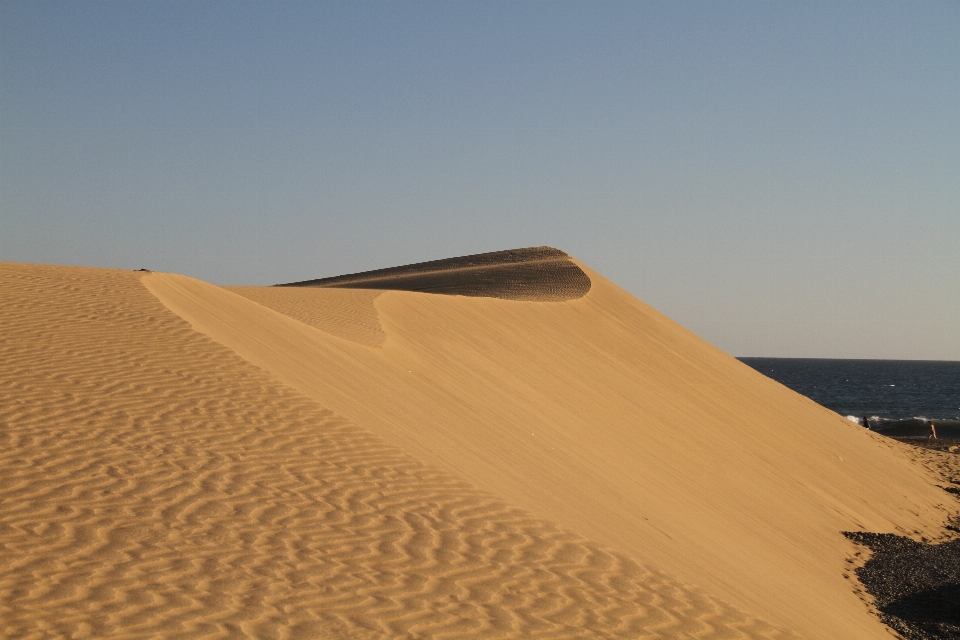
[738,358,960,431]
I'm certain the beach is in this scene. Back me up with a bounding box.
[2,253,957,639]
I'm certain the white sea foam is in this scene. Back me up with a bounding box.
[847,415,885,428]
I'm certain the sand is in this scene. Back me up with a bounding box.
[1,253,956,638]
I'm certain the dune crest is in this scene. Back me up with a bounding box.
[142,258,954,639]
[276,246,591,301]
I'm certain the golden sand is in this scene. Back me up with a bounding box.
[1,258,954,638]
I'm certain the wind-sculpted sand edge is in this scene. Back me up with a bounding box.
[276,246,592,301]
[225,286,386,347]
[1,263,798,639]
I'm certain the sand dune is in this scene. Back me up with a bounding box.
[2,253,956,638]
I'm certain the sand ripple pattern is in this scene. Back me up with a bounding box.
[0,263,796,639]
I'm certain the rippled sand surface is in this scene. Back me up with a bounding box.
[2,257,954,638]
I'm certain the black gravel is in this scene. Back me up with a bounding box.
[844,531,960,639]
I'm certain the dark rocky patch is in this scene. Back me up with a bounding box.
[844,531,960,639]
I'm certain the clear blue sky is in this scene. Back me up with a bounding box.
[3,1,958,359]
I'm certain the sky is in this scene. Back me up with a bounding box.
[2,1,958,359]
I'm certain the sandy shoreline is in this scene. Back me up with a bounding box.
[3,255,958,638]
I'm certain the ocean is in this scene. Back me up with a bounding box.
[738,358,960,432]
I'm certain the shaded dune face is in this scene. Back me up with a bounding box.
[276,246,592,302]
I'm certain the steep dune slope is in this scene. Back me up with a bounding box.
[2,262,799,639]
[143,255,954,639]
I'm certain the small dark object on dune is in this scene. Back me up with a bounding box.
[844,531,960,639]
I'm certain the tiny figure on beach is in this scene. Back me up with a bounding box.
[862,415,870,429]
[928,420,937,440]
